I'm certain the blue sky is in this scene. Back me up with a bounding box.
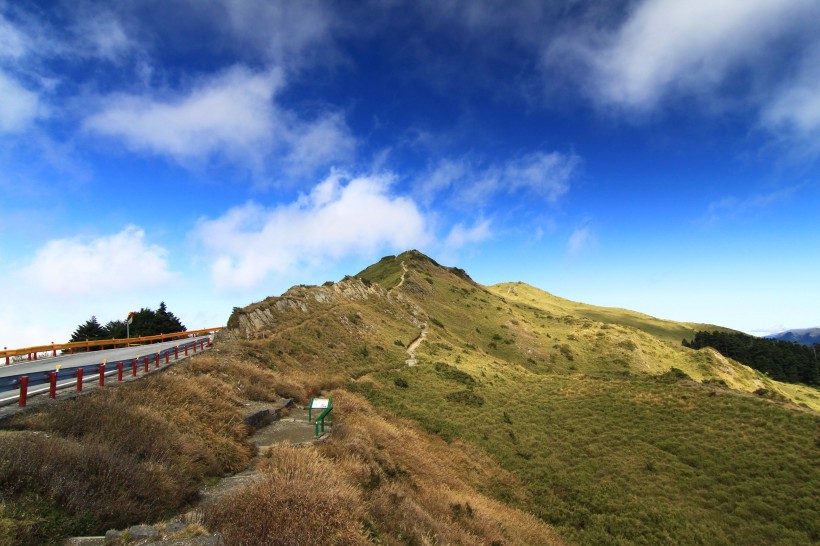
[2,0,819,347]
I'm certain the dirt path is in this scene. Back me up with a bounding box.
[389,261,429,366]
[405,327,428,367]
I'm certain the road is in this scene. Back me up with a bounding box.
[0,336,211,397]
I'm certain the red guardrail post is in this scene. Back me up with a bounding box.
[174,346,179,360]
[184,344,188,356]
[207,337,212,348]
[132,359,137,377]
[76,368,83,392]
[117,362,123,382]
[49,371,57,398]
[165,351,169,364]
[19,376,28,407]
[143,356,149,373]
[155,353,159,368]
[4,347,8,366]
[70,347,75,354]
[98,363,105,386]
[193,340,197,354]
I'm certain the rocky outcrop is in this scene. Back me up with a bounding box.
[218,277,389,341]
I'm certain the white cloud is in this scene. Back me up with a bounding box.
[567,226,595,257]
[590,0,815,109]
[83,65,354,173]
[0,71,41,133]
[20,226,174,296]
[83,67,282,166]
[444,219,492,250]
[195,171,430,290]
[544,0,818,111]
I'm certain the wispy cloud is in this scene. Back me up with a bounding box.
[194,170,430,290]
[698,186,800,225]
[0,71,42,133]
[762,44,820,154]
[567,226,596,257]
[418,151,580,207]
[444,219,492,250]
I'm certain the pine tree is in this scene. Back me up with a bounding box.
[69,316,107,350]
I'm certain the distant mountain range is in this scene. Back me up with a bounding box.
[766,328,820,346]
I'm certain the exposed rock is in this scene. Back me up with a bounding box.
[220,277,390,341]
[128,525,159,541]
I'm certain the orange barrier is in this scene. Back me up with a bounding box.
[2,327,224,365]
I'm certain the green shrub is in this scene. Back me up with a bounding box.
[434,362,476,387]
[445,391,485,406]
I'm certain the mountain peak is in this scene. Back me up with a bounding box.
[356,250,475,289]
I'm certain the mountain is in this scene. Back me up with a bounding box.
[767,327,820,346]
[4,250,818,545]
[219,250,819,544]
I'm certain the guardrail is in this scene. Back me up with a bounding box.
[1,327,224,365]
[1,337,214,408]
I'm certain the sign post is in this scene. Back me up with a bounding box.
[308,397,333,437]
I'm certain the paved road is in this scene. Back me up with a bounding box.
[0,336,211,397]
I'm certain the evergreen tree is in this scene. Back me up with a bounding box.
[683,330,818,386]
[67,303,187,344]
[68,316,107,350]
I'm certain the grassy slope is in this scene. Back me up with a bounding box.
[344,250,820,544]
[490,281,735,345]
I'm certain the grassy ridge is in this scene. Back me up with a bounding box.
[490,281,737,345]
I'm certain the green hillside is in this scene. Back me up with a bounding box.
[3,250,818,545]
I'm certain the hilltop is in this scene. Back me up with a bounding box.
[2,250,818,545]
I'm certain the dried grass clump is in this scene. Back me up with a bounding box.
[0,431,188,530]
[11,373,254,477]
[205,444,368,545]
[2,369,257,540]
[179,354,281,402]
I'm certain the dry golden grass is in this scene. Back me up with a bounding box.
[205,444,368,545]
[1,366,256,543]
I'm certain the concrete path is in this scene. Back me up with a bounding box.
[193,405,325,508]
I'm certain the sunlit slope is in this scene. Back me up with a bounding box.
[490,281,733,344]
[354,253,816,407]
